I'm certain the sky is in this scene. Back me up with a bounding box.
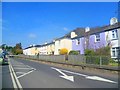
[2,2,118,48]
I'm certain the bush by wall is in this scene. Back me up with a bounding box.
[95,46,110,56]
[69,50,79,55]
[59,48,68,55]
[85,49,95,56]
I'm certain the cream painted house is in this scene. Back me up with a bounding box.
[46,42,55,55]
[54,36,72,55]
[37,42,55,55]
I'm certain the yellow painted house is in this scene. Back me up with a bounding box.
[46,42,55,55]
[38,42,55,55]
[30,46,39,55]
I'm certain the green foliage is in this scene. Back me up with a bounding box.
[85,46,110,56]
[59,48,68,55]
[85,49,95,56]
[69,50,79,55]
[85,46,111,65]
[12,43,23,55]
[95,46,110,56]
[0,43,23,55]
[15,49,23,55]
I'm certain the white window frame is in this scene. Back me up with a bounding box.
[95,33,100,42]
[112,47,120,57]
[111,30,118,40]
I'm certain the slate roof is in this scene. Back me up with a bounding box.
[24,22,120,50]
[71,22,120,39]
[24,46,33,50]
[40,42,55,47]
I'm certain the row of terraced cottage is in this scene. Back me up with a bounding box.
[23,17,120,59]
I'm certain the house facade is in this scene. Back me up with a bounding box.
[23,17,120,58]
[72,28,107,54]
[72,17,120,58]
[23,46,33,55]
[54,37,72,55]
[38,42,55,55]
[105,17,120,58]
[23,45,39,55]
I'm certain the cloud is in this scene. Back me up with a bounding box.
[28,33,37,38]
[63,27,69,31]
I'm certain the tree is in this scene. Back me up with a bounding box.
[12,43,23,55]
[15,43,22,49]
[59,48,68,55]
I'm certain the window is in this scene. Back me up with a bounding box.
[112,30,118,39]
[76,39,80,45]
[95,33,100,42]
[112,48,115,57]
[112,47,120,57]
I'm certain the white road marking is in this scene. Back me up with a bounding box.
[13,65,26,67]
[14,68,33,70]
[51,67,74,82]
[10,60,36,79]
[9,61,23,89]
[17,68,36,79]
[51,67,87,77]
[16,72,25,74]
[9,64,18,88]
[25,64,34,68]
[86,76,117,83]
[51,67,117,84]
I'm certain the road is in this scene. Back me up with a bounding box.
[6,58,118,89]
[0,64,13,89]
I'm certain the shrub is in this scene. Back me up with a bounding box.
[85,49,95,56]
[95,46,110,56]
[69,50,79,55]
[59,48,68,55]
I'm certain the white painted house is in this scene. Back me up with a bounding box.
[23,46,32,55]
[105,17,120,58]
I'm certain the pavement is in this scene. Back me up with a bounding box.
[8,58,118,88]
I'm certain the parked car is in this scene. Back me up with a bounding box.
[0,51,9,65]
[0,53,3,65]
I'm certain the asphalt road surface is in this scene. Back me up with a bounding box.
[8,58,118,89]
[0,64,13,89]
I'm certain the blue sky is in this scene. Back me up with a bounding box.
[2,2,118,48]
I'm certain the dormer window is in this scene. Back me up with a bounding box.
[112,30,118,40]
[95,33,100,42]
